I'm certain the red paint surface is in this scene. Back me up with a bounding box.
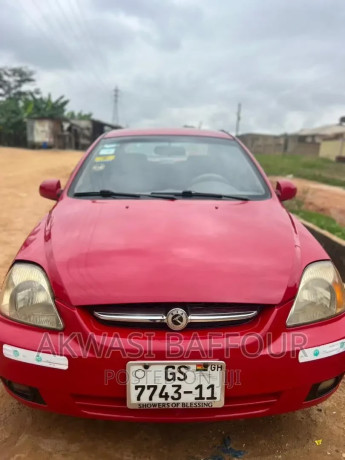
[1,128,344,421]
[276,179,298,202]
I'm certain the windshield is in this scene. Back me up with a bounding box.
[69,136,270,200]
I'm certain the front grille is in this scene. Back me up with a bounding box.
[90,303,260,329]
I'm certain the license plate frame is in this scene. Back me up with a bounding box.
[126,360,225,409]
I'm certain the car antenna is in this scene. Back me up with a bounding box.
[219,129,233,137]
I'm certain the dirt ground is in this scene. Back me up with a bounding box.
[0,147,344,460]
[271,176,345,227]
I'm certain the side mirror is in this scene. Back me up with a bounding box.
[276,180,297,202]
[39,179,62,201]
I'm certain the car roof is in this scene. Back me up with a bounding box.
[103,127,234,140]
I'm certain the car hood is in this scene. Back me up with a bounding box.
[18,198,317,306]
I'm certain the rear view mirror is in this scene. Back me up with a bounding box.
[39,179,62,201]
[276,180,297,202]
[154,146,186,156]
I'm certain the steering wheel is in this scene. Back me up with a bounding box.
[191,173,229,185]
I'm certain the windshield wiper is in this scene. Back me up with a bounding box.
[74,190,177,200]
[151,190,249,201]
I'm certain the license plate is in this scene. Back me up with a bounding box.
[126,361,225,409]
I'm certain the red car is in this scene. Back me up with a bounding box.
[0,128,344,422]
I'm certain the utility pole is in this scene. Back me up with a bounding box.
[112,86,119,125]
[235,102,241,136]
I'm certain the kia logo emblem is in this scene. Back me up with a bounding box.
[166,308,189,331]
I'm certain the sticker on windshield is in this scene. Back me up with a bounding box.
[99,146,116,155]
[92,164,105,171]
[94,155,115,162]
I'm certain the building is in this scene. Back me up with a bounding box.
[239,132,323,156]
[238,133,285,155]
[296,124,345,160]
[239,123,345,158]
[297,124,345,142]
[26,118,122,149]
[26,118,63,148]
[69,119,122,150]
[317,126,345,161]
[319,137,345,161]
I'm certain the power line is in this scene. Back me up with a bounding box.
[44,0,108,92]
[112,86,119,125]
[5,0,114,120]
[72,0,110,72]
[24,0,104,93]
[10,0,94,92]
[69,0,103,57]
[235,102,241,136]
[4,0,69,71]
[53,0,109,92]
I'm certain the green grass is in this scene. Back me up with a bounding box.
[293,210,345,239]
[285,199,345,240]
[254,154,345,239]
[255,154,345,188]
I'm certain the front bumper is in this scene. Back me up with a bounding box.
[0,300,345,422]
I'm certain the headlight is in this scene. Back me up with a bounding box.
[287,261,345,326]
[0,263,63,330]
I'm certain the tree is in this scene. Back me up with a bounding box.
[0,98,26,146]
[0,93,69,146]
[0,66,37,100]
[0,66,91,147]
[0,66,38,145]
[66,110,93,120]
[23,93,69,119]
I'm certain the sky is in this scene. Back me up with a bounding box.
[1,0,345,134]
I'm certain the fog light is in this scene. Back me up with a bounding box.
[305,374,343,401]
[1,378,46,404]
[318,378,336,394]
[9,381,31,395]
